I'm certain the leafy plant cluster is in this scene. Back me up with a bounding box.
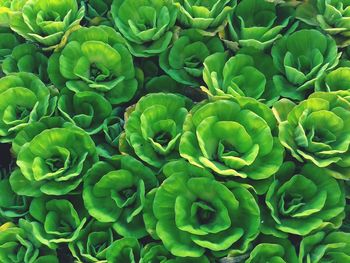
[0,0,349,262]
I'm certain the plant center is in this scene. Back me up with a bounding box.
[154,131,172,146]
[194,200,216,225]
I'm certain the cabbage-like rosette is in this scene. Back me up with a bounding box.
[274,91,350,179]
[179,97,284,193]
[125,93,193,168]
[48,25,139,105]
[0,72,56,142]
[83,155,157,239]
[0,220,59,263]
[111,0,178,57]
[262,162,345,237]
[10,125,98,197]
[8,0,85,48]
[143,160,260,258]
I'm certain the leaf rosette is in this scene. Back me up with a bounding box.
[245,235,298,263]
[173,0,236,32]
[0,220,59,263]
[262,162,345,237]
[111,0,178,57]
[106,237,141,263]
[25,197,87,249]
[10,125,98,197]
[227,0,295,50]
[274,91,350,179]
[143,160,260,257]
[160,29,224,86]
[0,72,56,142]
[11,116,70,156]
[8,0,84,48]
[272,29,340,100]
[297,0,350,47]
[125,93,193,168]
[68,220,117,263]
[179,97,284,193]
[2,43,49,82]
[203,49,279,105]
[83,155,157,238]
[58,88,112,135]
[93,107,124,158]
[48,25,139,106]
[299,231,350,262]
[0,178,29,222]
